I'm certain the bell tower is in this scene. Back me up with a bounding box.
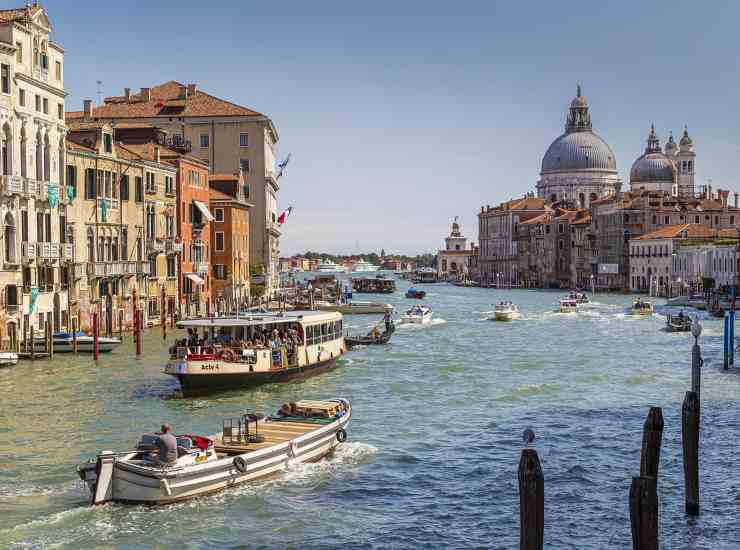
[676,126,695,197]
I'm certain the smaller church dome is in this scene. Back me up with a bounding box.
[630,125,676,184]
[664,132,677,155]
[679,126,693,148]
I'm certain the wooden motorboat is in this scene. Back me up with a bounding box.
[632,300,653,315]
[318,301,392,314]
[491,302,518,321]
[559,299,578,313]
[401,305,433,324]
[0,351,18,367]
[165,311,346,395]
[78,398,351,505]
[666,314,692,332]
[30,332,121,353]
[346,323,395,347]
[405,288,426,299]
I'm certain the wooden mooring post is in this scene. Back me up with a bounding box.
[629,476,659,550]
[518,449,544,550]
[46,318,53,360]
[682,391,700,516]
[30,326,35,360]
[92,311,99,361]
[72,318,78,354]
[639,407,664,480]
[135,310,143,357]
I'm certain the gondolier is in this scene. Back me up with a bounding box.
[384,310,392,333]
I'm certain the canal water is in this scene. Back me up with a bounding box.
[1,280,740,549]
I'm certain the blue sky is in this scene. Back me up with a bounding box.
[50,0,740,256]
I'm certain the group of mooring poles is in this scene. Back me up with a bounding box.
[518,327,704,550]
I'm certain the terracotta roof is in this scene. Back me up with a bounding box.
[571,212,592,225]
[633,224,718,241]
[0,6,41,24]
[521,212,553,225]
[66,81,264,120]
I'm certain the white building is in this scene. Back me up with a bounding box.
[673,242,737,292]
[437,219,476,281]
[0,5,67,347]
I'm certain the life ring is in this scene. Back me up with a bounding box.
[233,456,247,473]
[223,349,235,362]
[336,428,347,443]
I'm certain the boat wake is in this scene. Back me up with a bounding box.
[398,318,447,329]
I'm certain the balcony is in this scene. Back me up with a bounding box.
[22,242,36,261]
[147,238,165,255]
[265,170,279,191]
[165,238,183,254]
[38,242,60,260]
[1,175,23,195]
[267,222,281,238]
[193,261,209,274]
[61,243,74,261]
[165,135,192,154]
[87,260,144,278]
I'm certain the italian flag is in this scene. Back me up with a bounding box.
[277,206,294,225]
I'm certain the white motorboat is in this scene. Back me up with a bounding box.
[491,302,518,321]
[316,261,347,273]
[0,351,18,367]
[351,259,380,272]
[401,305,433,324]
[319,301,393,314]
[78,398,351,505]
[559,299,578,313]
[632,300,654,315]
[30,332,122,353]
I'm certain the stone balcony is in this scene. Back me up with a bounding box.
[87,260,149,278]
[193,261,209,274]
[61,243,74,261]
[147,238,166,255]
[22,242,36,261]
[165,238,183,254]
[1,175,23,195]
[37,242,60,260]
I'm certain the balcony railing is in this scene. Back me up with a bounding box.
[38,242,60,260]
[22,242,36,261]
[193,261,209,274]
[87,260,146,278]
[147,238,165,255]
[165,238,183,254]
[61,243,74,260]
[1,175,23,195]
[165,135,192,153]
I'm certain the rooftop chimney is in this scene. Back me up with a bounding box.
[187,83,197,96]
[124,87,131,101]
[178,85,187,100]
[83,99,93,121]
[140,87,151,101]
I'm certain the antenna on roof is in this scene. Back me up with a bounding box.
[96,80,103,104]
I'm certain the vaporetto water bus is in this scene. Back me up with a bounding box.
[165,311,346,394]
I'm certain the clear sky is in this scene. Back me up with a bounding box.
[50,0,740,256]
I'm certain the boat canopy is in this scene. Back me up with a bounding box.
[176,311,342,329]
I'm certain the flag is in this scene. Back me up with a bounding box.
[277,206,294,225]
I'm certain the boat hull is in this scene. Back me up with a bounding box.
[319,303,390,314]
[30,338,120,353]
[493,311,516,321]
[172,356,341,395]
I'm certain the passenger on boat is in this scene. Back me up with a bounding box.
[678,310,684,319]
[384,310,392,333]
[155,424,178,465]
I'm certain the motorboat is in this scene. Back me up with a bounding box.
[0,351,18,367]
[632,300,653,315]
[78,398,351,505]
[351,259,380,272]
[568,291,589,304]
[401,305,433,324]
[318,301,393,314]
[405,288,426,299]
[164,311,346,395]
[491,302,518,321]
[346,323,395,348]
[413,268,439,284]
[31,331,121,353]
[352,276,395,294]
[316,260,347,273]
[666,313,692,332]
[559,299,578,313]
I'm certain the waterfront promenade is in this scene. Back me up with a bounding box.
[1,283,739,548]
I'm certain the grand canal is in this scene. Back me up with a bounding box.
[2,279,740,548]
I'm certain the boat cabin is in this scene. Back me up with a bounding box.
[352,277,396,294]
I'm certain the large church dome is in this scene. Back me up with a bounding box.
[540,86,617,175]
[630,125,675,184]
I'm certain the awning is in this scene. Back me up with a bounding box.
[194,200,215,222]
[186,273,205,285]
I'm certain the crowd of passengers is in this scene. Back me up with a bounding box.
[171,327,304,362]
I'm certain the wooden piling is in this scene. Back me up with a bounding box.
[92,311,99,361]
[46,318,53,360]
[518,449,544,550]
[682,391,700,516]
[23,317,27,353]
[30,326,35,360]
[72,317,78,354]
[135,309,142,357]
[640,407,664,480]
[691,340,701,400]
[629,476,659,550]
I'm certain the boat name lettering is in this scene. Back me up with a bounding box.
[201,364,220,371]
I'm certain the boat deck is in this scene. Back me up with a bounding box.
[213,419,326,455]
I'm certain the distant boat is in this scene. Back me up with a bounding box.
[0,351,18,367]
[491,302,518,321]
[318,301,393,314]
[316,261,347,273]
[568,291,589,304]
[559,299,578,313]
[351,259,380,272]
[31,331,122,353]
[405,288,426,299]
[401,305,433,324]
[666,313,692,332]
[632,301,653,315]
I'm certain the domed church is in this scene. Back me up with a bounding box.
[629,125,695,197]
[537,86,621,208]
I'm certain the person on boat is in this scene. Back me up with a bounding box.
[384,310,392,333]
[678,310,684,319]
[155,424,178,466]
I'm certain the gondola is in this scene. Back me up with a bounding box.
[666,314,692,332]
[346,323,395,348]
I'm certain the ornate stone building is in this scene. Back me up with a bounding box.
[437,219,476,281]
[630,124,696,197]
[537,86,621,208]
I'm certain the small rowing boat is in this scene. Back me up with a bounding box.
[666,313,692,332]
[490,302,518,321]
[632,300,653,315]
[559,298,578,313]
[78,398,351,505]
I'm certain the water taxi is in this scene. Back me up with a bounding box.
[491,302,518,321]
[559,298,578,313]
[632,300,653,315]
[401,305,433,324]
[78,398,351,505]
[30,331,121,353]
[352,276,396,294]
[164,311,346,394]
[666,313,692,332]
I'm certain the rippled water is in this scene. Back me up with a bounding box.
[2,281,740,548]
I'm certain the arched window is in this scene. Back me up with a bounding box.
[87,228,95,261]
[112,237,118,261]
[35,132,43,181]
[2,123,12,176]
[43,135,50,181]
[20,126,27,178]
[97,236,104,261]
[4,213,16,263]
[105,237,111,261]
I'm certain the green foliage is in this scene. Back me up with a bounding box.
[296,251,434,266]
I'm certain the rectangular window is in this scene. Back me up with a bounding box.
[35,94,40,112]
[45,212,51,242]
[200,134,209,148]
[57,103,63,120]
[55,61,61,80]
[167,257,176,278]
[66,165,77,196]
[239,158,249,173]
[15,42,22,63]
[214,264,226,279]
[42,97,48,114]
[21,210,28,241]
[239,133,249,147]
[135,176,144,202]
[215,232,225,251]
[60,214,66,244]
[104,134,112,153]
[165,175,174,195]
[0,64,9,94]
[19,88,25,106]
[215,208,224,222]
[40,53,48,70]
[120,175,129,200]
[145,172,155,193]
[84,169,96,200]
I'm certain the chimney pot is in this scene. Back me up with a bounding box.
[140,87,151,101]
[187,83,197,96]
[124,87,131,101]
[83,99,93,120]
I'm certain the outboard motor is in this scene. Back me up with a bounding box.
[92,450,116,505]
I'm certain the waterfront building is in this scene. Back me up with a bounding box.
[537,86,621,208]
[570,210,594,289]
[667,231,738,294]
[478,195,548,286]
[209,172,251,308]
[0,5,67,347]
[65,120,178,332]
[66,81,281,295]
[437,219,476,281]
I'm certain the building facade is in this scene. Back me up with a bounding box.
[437,219,476,280]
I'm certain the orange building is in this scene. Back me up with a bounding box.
[209,173,251,311]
